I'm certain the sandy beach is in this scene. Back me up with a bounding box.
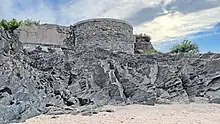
[17,104,220,124]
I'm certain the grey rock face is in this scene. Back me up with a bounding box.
[1,27,220,123]
[134,35,155,54]
[0,30,22,55]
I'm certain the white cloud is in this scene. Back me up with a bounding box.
[135,6,220,42]
[59,0,149,23]
[58,0,178,24]
[59,0,220,43]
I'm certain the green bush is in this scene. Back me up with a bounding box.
[0,18,40,32]
[0,19,9,30]
[22,19,40,26]
[0,25,4,30]
[8,19,23,31]
[170,40,199,54]
[143,49,158,55]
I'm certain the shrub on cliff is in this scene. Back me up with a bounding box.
[22,19,40,26]
[0,18,40,32]
[0,25,4,30]
[170,40,199,54]
[0,19,9,30]
[143,49,158,55]
[0,19,23,31]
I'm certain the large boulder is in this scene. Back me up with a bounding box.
[0,30,22,55]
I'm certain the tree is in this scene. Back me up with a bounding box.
[170,40,199,54]
[0,19,9,30]
[8,18,23,31]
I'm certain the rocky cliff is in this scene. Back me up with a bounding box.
[1,29,220,123]
[134,34,155,54]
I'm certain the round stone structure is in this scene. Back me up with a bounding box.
[72,18,134,54]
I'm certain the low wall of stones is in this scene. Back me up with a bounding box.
[14,24,70,45]
[72,18,134,54]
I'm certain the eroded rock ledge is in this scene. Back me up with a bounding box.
[1,27,220,123]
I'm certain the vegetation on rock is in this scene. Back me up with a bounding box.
[0,18,40,32]
[22,19,40,26]
[170,40,199,54]
[0,25,4,30]
[143,49,158,55]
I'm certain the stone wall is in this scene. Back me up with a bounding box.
[72,18,134,54]
[14,24,70,46]
[134,35,155,54]
[13,18,135,54]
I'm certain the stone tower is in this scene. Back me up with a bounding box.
[71,18,134,54]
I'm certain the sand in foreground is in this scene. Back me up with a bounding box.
[20,104,220,124]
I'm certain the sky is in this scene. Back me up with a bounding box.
[1,0,220,53]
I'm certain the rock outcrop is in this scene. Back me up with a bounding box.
[134,34,155,54]
[0,22,220,123]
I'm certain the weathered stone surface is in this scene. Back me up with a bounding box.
[1,39,220,123]
[0,30,22,57]
[71,18,134,54]
[14,24,70,46]
[14,18,134,54]
[134,34,155,54]
[1,23,220,123]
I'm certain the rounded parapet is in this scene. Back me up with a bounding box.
[72,18,134,54]
[72,18,133,28]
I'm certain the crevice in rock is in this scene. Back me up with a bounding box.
[68,73,77,86]
[108,66,126,103]
[78,98,94,106]
[0,87,12,95]
[207,76,220,86]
